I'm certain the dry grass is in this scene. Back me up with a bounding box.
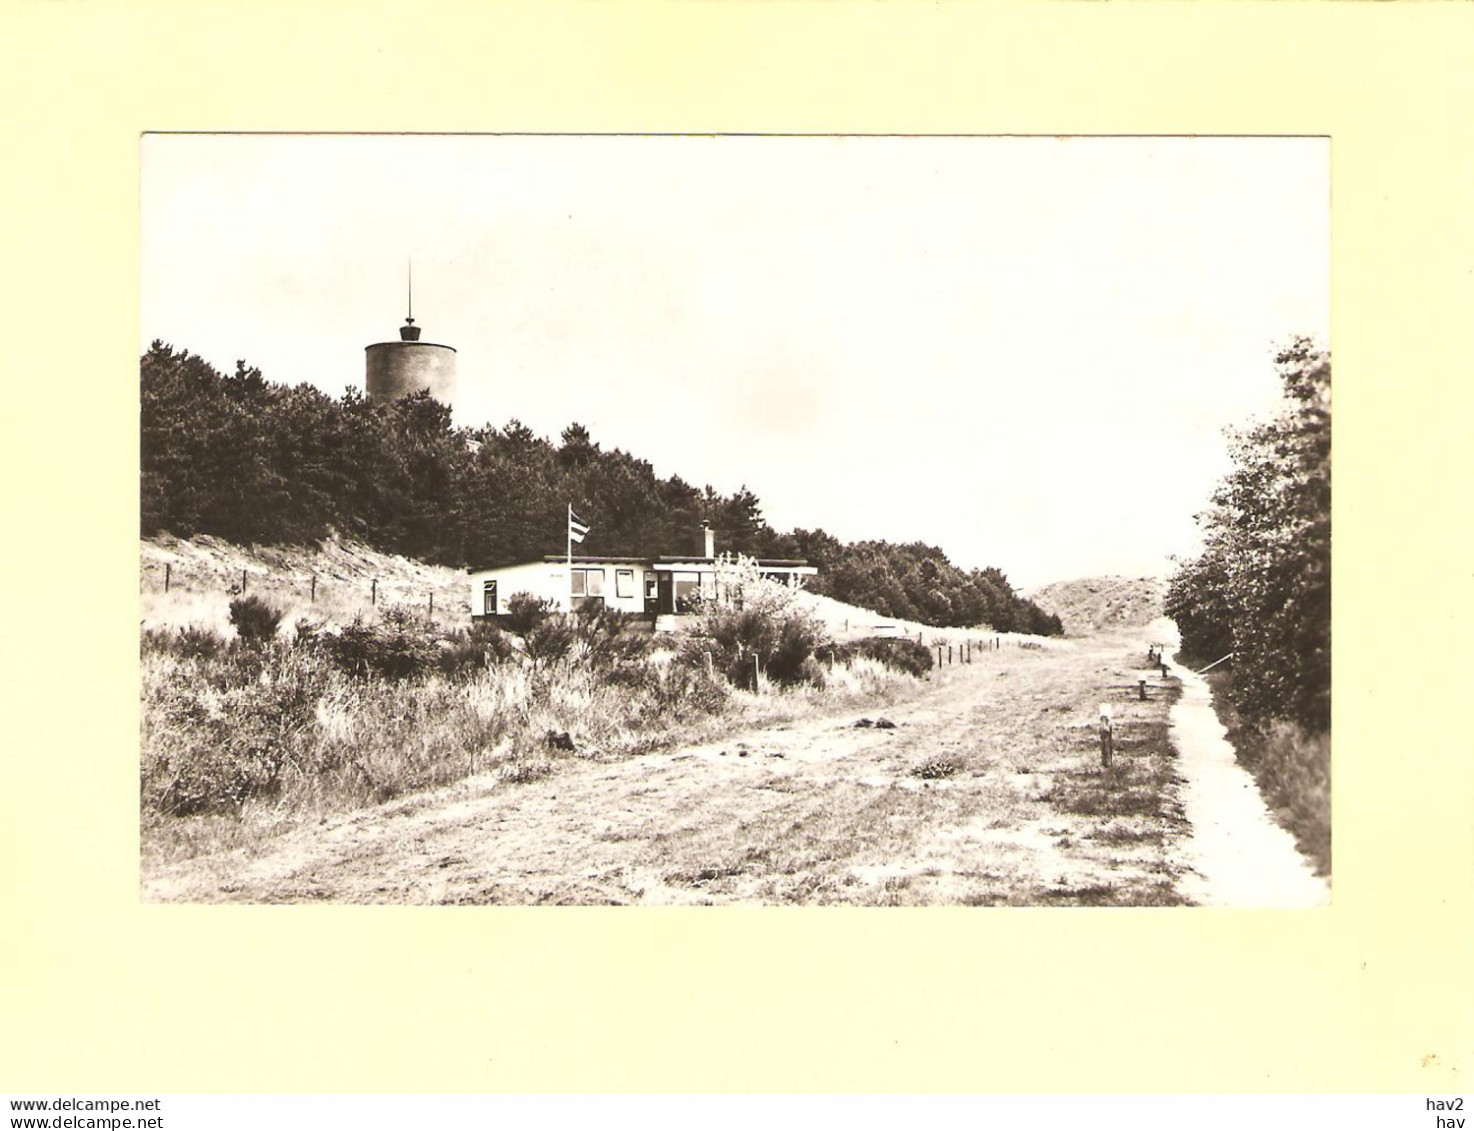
[141,533,472,639]
[1201,669,1331,876]
[140,636,926,870]
[144,631,1192,906]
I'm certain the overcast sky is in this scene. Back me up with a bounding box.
[141,134,1327,588]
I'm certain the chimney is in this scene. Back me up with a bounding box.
[703,524,716,558]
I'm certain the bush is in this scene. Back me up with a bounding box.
[321,607,438,681]
[681,556,831,689]
[768,613,827,686]
[228,594,285,645]
[817,636,934,679]
[522,616,579,667]
[649,656,732,715]
[146,646,327,815]
[914,754,963,780]
[435,621,516,678]
[504,591,556,636]
[142,625,228,660]
[856,636,933,678]
[688,603,827,689]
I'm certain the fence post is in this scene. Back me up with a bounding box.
[705,650,714,678]
[937,644,944,667]
[948,644,953,665]
[1099,703,1114,768]
[310,573,317,603]
[428,592,434,619]
[371,579,378,606]
[1138,679,1147,702]
[752,653,760,693]
[164,563,171,593]
[241,568,247,594]
[1160,660,1168,679]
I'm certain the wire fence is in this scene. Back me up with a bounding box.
[140,558,472,627]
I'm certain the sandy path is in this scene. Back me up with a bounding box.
[1153,620,1330,908]
[143,634,1187,906]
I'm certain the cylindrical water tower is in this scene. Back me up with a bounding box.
[365,314,457,406]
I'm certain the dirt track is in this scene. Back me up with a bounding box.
[145,628,1218,905]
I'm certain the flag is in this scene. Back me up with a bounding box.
[569,508,590,544]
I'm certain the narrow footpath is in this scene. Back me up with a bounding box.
[1153,619,1330,908]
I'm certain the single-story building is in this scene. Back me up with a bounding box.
[468,526,816,627]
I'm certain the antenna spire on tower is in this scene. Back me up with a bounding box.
[397,260,422,341]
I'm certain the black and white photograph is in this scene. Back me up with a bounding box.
[138,133,1330,907]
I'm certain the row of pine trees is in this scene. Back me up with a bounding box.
[140,342,1062,634]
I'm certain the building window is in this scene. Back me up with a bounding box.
[571,567,605,608]
[616,569,635,599]
[644,572,658,601]
[482,580,497,616]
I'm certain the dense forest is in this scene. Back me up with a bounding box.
[140,342,1061,634]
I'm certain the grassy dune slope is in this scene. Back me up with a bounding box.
[141,533,471,636]
[1025,576,1166,637]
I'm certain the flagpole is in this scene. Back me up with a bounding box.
[566,502,573,610]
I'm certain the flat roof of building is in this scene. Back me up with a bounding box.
[467,554,812,572]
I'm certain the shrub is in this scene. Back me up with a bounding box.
[436,621,516,678]
[769,614,827,686]
[522,616,579,667]
[689,604,826,688]
[142,625,228,660]
[572,605,651,668]
[228,594,285,645]
[321,607,437,681]
[914,754,963,780]
[514,605,652,673]
[146,647,327,815]
[683,556,831,688]
[652,656,731,715]
[504,591,556,637]
[855,636,933,678]
[816,636,934,679]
